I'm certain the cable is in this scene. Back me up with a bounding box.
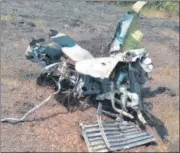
[1,77,61,124]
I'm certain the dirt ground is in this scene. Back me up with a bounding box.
[1,1,179,152]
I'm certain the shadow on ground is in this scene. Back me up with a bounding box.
[34,76,175,141]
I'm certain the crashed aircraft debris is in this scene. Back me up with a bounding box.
[1,1,159,152]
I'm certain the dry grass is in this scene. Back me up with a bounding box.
[1,14,15,23]
[142,8,169,18]
[33,18,45,25]
[1,78,19,87]
[156,142,168,152]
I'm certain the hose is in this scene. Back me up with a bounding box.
[102,110,119,118]
[41,62,60,73]
[1,77,61,124]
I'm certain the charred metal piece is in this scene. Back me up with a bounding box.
[80,103,155,152]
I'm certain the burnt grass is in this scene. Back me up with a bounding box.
[1,1,179,152]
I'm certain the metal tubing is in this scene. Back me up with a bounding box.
[85,125,136,133]
[110,82,134,119]
[109,135,153,148]
[110,137,155,151]
[108,132,147,143]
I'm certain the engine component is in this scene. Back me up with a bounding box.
[110,82,134,119]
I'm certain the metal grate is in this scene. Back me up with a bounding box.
[80,120,156,152]
[80,103,156,152]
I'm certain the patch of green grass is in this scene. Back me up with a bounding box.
[146,1,179,17]
[118,1,179,18]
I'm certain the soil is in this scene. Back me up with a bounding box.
[1,1,179,152]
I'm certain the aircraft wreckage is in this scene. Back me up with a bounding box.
[2,1,166,152]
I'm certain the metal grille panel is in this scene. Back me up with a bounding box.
[80,120,156,152]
